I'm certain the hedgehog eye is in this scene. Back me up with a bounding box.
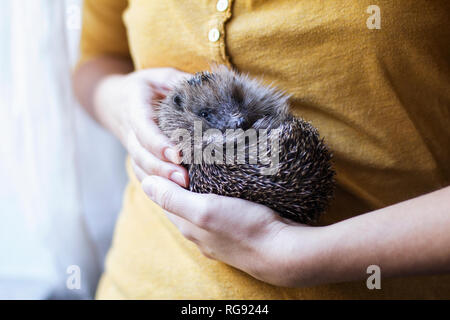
[198,109,210,120]
[172,94,183,108]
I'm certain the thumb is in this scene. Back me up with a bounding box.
[142,176,210,222]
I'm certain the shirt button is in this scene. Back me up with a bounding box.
[216,0,229,12]
[208,28,220,42]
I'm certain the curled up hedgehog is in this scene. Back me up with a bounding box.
[156,66,335,224]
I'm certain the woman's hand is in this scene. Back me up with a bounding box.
[141,176,450,287]
[141,175,331,287]
[93,67,191,187]
[75,58,450,288]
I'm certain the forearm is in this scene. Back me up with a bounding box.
[290,186,450,286]
[72,55,133,135]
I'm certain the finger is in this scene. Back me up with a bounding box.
[128,132,188,187]
[142,176,218,228]
[131,159,148,182]
[166,71,192,88]
[127,88,180,164]
[133,120,182,164]
[165,211,215,260]
[165,211,200,243]
[137,68,191,89]
[151,86,169,100]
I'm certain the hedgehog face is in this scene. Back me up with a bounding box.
[166,67,290,133]
[170,72,251,131]
[172,91,249,131]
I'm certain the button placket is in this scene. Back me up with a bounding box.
[207,0,233,67]
[216,0,229,12]
[208,28,220,42]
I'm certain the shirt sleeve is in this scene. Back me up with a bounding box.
[78,0,131,66]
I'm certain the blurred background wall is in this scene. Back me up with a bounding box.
[0,0,128,299]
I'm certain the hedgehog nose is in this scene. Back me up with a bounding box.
[236,117,248,129]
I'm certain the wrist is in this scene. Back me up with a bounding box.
[279,224,340,287]
[93,74,130,145]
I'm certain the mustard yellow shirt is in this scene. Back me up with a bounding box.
[79,0,450,299]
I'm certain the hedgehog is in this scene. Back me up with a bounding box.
[156,66,335,224]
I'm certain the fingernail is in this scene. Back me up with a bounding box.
[164,148,180,164]
[170,171,186,187]
[142,176,157,199]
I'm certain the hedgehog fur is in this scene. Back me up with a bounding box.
[156,66,335,224]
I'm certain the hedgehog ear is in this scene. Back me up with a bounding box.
[172,94,184,110]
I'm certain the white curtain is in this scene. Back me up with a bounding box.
[0,0,127,299]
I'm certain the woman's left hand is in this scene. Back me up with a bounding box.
[142,175,330,287]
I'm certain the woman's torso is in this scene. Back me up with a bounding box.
[93,0,450,299]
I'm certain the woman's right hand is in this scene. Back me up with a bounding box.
[93,67,191,187]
